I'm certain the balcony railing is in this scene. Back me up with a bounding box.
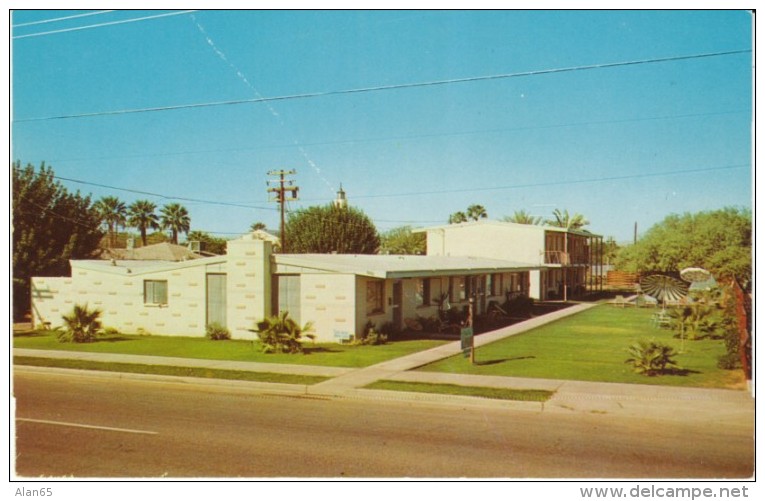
[543,251,590,265]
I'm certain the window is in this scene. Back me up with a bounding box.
[451,276,466,301]
[491,273,503,296]
[416,278,431,307]
[366,280,384,315]
[144,280,168,305]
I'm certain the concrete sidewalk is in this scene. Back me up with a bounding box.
[13,302,754,420]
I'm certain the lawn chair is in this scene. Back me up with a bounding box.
[613,295,627,307]
[652,310,671,328]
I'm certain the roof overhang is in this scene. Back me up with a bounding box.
[274,254,542,279]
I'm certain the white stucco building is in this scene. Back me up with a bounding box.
[415,220,603,301]
[31,233,542,343]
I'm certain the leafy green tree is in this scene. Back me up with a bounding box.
[93,196,127,248]
[185,230,228,255]
[615,208,751,283]
[379,226,426,255]
[251,311,315,354]
[250,222,267,231]
[448,211,467,224]
[12,162,103,320]
[160,202,191,244]
[128,200,160,246]
[502,210,542,225]
[546,208,589,230]
[466,204,488,221]
[285,204,380,254]
[57,304,103,343]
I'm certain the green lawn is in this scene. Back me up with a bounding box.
[14,356,328,385]
[365,380,553,402]
[13,331,446,368]
[419,305,745,389]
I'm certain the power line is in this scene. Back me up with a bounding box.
[35,109,749,165]
[13,10,116,28]
[299,164,751,201]
[14,49,751,122]
[53,175,277,211]
[12,10,198,39]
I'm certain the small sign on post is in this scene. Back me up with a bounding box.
[461,327,474,361]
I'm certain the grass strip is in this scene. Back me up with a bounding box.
[365,380,553,402]
[13,356,329,385]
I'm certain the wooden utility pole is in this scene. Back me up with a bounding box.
[267,170,299,253]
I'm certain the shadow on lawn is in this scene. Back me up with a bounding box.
[303,346,344,354]
[661,367,702,376]
[475,355,536,366]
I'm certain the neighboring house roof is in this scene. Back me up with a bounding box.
[99,242,203,261]
[412,219,600,238]
[251,230,281,247]
[74,254,227,276]
[274,253,541,279]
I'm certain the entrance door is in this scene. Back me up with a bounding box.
[392,281,403,331]
[206,274,227,327]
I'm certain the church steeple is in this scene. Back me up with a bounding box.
[333,183,347,209]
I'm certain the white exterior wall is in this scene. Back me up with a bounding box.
[31,277,73,329]
[29,238,274,339]
[300,273,357,343]
[33,261,215,336]
[226,238,272,340]
[426,223,545,263]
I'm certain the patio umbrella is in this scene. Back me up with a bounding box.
[640,274,688,308]
[680,267,712,283]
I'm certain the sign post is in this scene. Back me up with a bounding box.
[461,298,475,364]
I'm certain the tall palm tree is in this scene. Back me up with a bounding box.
[448,211,468,224]
[160,203,191,244]
[502,210,542,225]
[546,208,589,230]
[93,196,127,248]
[128,200,160,246]
[466,204,488,221]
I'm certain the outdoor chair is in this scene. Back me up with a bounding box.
[613,295,627,307]
[652,310,671,328]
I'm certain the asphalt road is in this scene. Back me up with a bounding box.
[13,368,754,479]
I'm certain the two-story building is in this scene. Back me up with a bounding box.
[415,220,603,301]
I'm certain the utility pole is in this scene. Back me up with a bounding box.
[267,170,299,253]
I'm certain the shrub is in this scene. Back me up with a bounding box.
[58,304,102,343]
[251,311,315,354]
[504,294,534,318]
[717,352,742,370]
[354,321,388,345]
[206,323,231,341]
[625,339,678,376]
[103,327,120,337]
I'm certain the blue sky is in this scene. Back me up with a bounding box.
[11,10,753,243]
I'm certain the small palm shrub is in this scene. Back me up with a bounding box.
[353,321,388,345]
[251,311,315,354]
[625,339,678,376]
[58,304,103,343]
[206,323,231,341]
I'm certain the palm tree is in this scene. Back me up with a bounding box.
[160,203,191,244]
[58,304,102,343]
[448,211,468,224]
[466,204,488,221]
[128,200,160,246]
[251,311,315,354]
[93,196,127,248]
[502,210,542,225]
[546,208,589,230]
[250,222,267,232]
